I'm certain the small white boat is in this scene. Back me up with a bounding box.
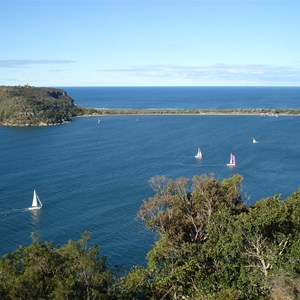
[253,138,258,144]
[195,148,202,159]
[28,190,42,210]
[226,153,236,167]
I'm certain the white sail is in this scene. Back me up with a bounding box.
[32,190,38,207]
[253,138,258,144]
[28,190,42,210]
[195,148,202,159]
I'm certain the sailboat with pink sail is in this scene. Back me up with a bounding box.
[226,153,236,167]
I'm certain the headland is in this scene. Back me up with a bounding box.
[0,85,85,126]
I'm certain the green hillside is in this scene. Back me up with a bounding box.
[0,85,86,126]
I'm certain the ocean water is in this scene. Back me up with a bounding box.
[63,86,300,109]
[0,87,299,268]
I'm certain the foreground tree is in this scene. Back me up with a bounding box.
[120,174,300,299]
[0,231,114,300]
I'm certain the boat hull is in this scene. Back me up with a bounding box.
[28,206,42,210]
[226,163,235,167]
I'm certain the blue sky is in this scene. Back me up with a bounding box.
[1,0,300,86]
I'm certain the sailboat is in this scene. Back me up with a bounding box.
[253,138,258,144]
[226,153,236,167]
[28,190,42,210]
[195,147,202,159]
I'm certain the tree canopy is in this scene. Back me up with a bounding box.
[120,174,300,300]
[0,231,113,299]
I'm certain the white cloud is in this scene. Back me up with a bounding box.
[0,60,76,68]
[97,63,300,84]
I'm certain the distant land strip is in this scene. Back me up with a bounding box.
[81,108,300,117]
[1,86,299,127]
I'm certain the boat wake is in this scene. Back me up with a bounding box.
[192,162,225,167]
[0,208,28,220]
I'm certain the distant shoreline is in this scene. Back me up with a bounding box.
[2,85,299,127]
[80,108,300,117]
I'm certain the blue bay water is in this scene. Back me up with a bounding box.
[0,87,300,268]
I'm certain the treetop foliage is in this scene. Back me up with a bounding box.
[0,231,113,300]
[131,174,300,299]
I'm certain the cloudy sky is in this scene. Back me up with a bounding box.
[1,0,300,86]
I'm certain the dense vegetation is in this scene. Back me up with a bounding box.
[0,85,88,126]
[1,175,299,299]
[89,108,300,116]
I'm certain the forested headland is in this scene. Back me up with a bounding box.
[0,85,91,126]
[1,174,299,299]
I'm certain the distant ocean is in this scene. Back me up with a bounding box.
[0,87,299,268]
[63,86,300,109]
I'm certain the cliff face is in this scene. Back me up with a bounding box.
[0,86,84,126]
